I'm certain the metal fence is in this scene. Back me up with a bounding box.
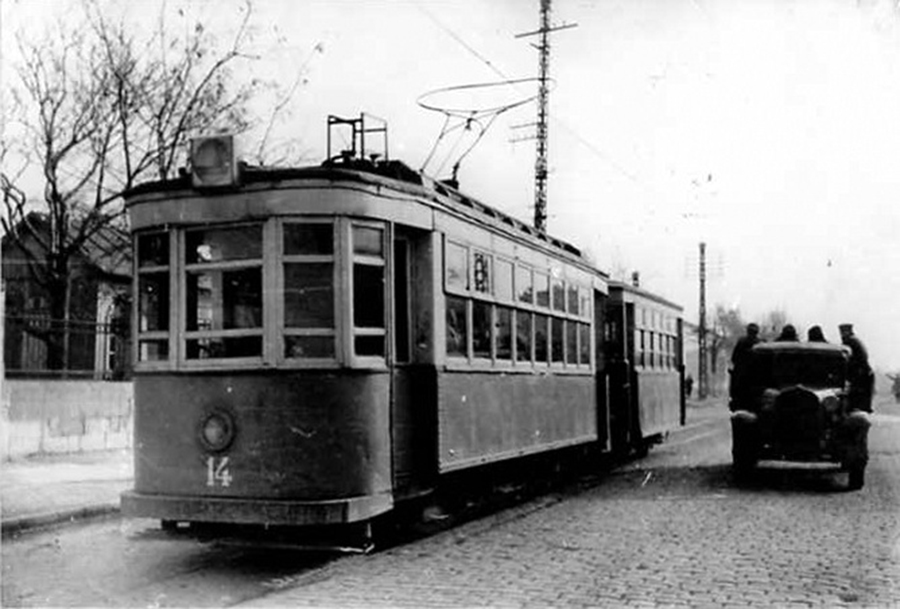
[4,315,132,380]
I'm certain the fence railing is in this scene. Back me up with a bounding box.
[4,315,132,380]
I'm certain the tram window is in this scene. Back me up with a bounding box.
[138,233,168,267]
[139,273,169,332]
[285,335,334,359]
[351,225,386,358]
[353,265,385,329]
[186,268,262,331]
[473,251,491,294]
[495,306,512,360]
[186,226,262,263]
[579,323,591,365]
[638,330,645,367]
[284,263,334,328]
[187,336,262,359]
[566,320,578,365]
[355,335,384,357]
[284,224,333,256]
[551,318,564,363]
[472,301,491,359]
[446,295,468,357]
[552,279,565,312]
[353,226,384,257]
[516,266,533,304]
[139,341,168,361]
[579,288,591,319]
[534,314,549,363]
[567,285,579,316]
[535,273,550,308]
[516,310,532,363]
[445,241,468,292]
[495,259,513,301]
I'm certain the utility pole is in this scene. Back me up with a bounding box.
[698,242,708,400]
[516,0,576,232]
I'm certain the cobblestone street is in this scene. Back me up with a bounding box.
[246,398,900,608]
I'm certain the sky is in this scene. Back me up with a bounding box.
[3,0,900,370]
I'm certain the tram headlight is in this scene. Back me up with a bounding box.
[191,135,239,188]
[198,410,236,452]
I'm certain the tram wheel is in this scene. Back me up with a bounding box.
[847,465,865,491]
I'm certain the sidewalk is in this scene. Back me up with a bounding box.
[0,400,728,538]
[1,448,133,537]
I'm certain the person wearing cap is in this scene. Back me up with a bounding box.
[839,323,874,413]
[807,325,828,343]
[774,324,799,341]
[730,323,762,409]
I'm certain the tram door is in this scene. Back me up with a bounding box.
[390,228,438,497]
[606,300,633,454]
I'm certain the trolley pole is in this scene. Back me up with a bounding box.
[698,242,708,400]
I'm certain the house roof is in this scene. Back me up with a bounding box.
[2,212,131,280]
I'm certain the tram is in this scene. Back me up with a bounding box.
[121,114,685,542]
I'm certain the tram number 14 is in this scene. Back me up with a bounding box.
[206,456,233,487]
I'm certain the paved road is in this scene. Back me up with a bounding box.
[3,398,898,608]
[246,397,900,608]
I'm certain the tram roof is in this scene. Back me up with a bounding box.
[127,158,601,270]
[608,280,683,312]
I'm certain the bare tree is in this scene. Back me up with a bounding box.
[1,1,268,371]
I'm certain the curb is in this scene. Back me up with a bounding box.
[1,503,121,538]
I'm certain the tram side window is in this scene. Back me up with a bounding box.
[534,314,549,364]
[137,232,170,361]
[283,223,335,359]
[472,301,492,359]
[566,320,578,365]
[516,265,533,304]
[551,317,564,363]
[516,310,532,362]
[352,225,386,357]
[535,273,550,308]
[495,306,512,361]
[185,226,263,359]
[567,284,579,316]
[446,295,468,357]
[552,277,565,312]
[445,241,468,292]
[579,323,591,365]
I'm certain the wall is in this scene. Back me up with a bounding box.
[1,380,133,460]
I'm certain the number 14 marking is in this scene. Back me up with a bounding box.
[206,456,233,487]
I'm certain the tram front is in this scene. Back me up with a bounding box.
[121,134,397,532]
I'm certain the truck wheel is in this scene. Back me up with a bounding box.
[733,455,756,482]
[847,465,865,491]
